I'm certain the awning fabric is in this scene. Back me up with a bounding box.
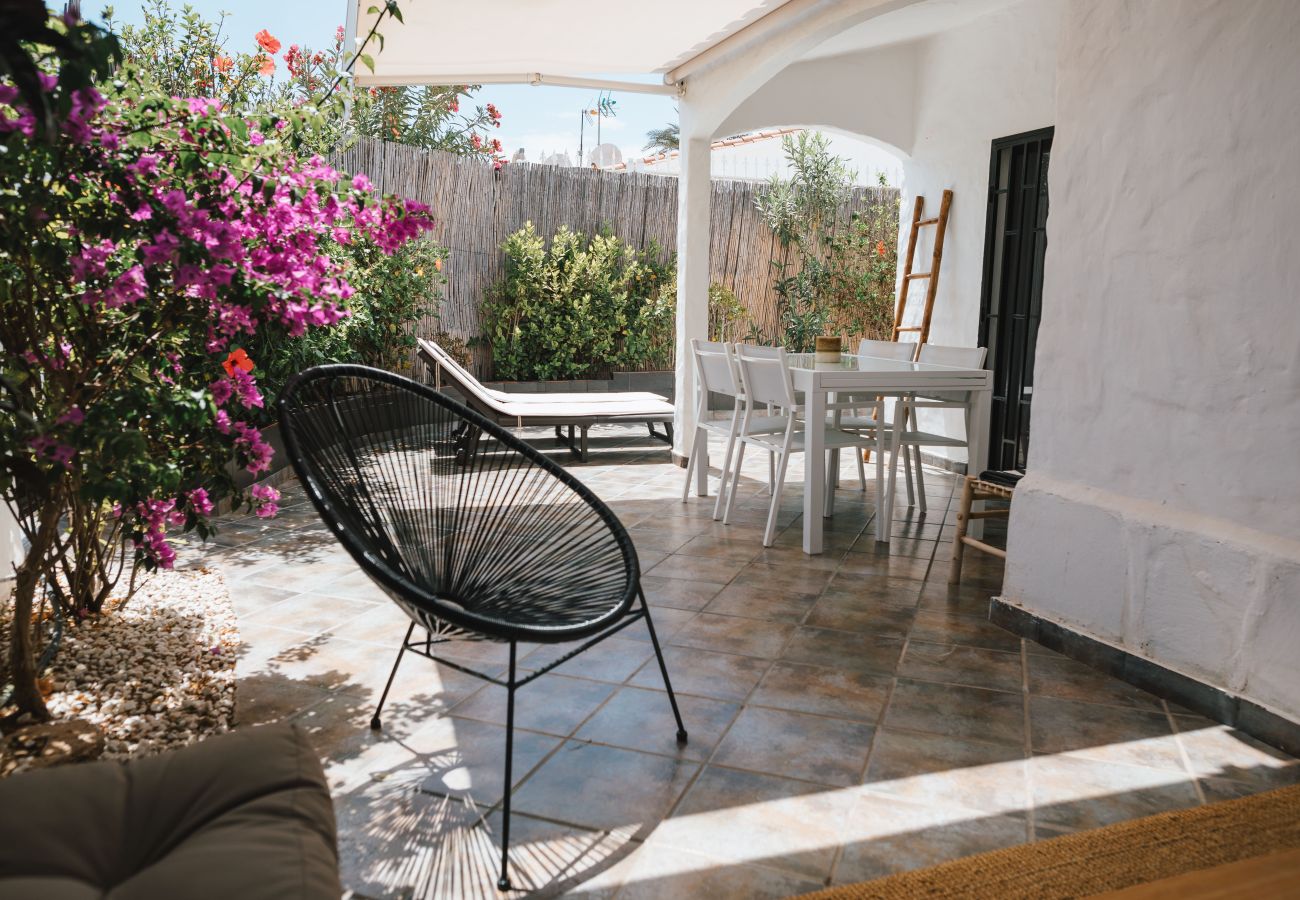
[348,0,792,90]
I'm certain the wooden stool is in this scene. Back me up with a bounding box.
[949,474,1015,584]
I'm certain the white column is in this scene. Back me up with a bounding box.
[672,133,711,462]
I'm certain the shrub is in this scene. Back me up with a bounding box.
[483,223,675,380]
[757,133,899,349]
[0,6,432,719]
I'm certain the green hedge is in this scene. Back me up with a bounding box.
[482,223,675,380]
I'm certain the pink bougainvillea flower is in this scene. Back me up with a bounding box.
[251,482,280,518]
[255,30,281,54]
[187,487,214,517]
[56,406,85,426]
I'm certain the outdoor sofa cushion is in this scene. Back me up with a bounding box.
[0,723,339,900]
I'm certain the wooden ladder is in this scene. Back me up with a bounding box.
[892,189,953,356]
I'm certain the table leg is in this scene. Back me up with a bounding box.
[880,397,906,545]
[803,387,826,555]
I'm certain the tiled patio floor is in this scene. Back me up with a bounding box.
[177,425,1300,899]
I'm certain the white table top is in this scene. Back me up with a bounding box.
[785,353,991,389]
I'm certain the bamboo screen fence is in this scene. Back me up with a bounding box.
[331,137,899,376]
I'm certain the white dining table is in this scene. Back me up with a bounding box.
[785,352,994,554]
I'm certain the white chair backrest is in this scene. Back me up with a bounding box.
[692,339,741,398]
[735,344,795,410]
[857,339,916,362]
[917,344,988,369]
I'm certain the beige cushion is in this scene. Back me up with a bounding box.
[0,724,339,900]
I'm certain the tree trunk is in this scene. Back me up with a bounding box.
[7,501,60,721]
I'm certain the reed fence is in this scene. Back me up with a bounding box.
[331,137,899,377]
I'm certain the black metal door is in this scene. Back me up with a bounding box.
[978,127,1052,472]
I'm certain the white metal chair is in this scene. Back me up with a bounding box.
[727,345,878,546]
[681,340,784,519]
[887,343,989,514]
[835,339,923,495]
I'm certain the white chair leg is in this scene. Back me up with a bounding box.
[723,440,747,525]
[856,447,867,492]
[680,426,701,503]
[903,439,916,507]
[712,418,741,521]
[767,451,775,495]
[763,448,792,546]
[824,448,836,517]
[885,410,904,534]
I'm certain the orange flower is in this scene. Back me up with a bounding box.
[213,55,233,73]
[255,29,281,54]
[875,239,888,257]
[223,348,255,376]
[434,258,443,272]
[257,54,275,76]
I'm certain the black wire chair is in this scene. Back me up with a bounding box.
[276,365,688,892]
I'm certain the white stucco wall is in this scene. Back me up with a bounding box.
[899,0,1062,457]
[1004,0,1300,723]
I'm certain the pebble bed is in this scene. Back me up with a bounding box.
[40,567,240,758]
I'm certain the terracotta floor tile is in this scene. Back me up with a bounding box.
[907,610,1022,653]
[511,741,698,832]
[1028,695,1177,763]
[1028,753,1201,830]
[520,636,654,684]
[703,584,820,623]
[449,673,615,737]
[804,597,917,637]
[835,792,1028,883]
[712,705,875,786]
[668,612,795,659]
[862,728,1029,814]
[655,766,855,881]
[1172,722,1300,789]
[628,646,770,701]
[575,685,740,762]
[781,626,905,676]
[645,553,749,584]
[640,575,726,611]
[898,641,1024,693]
[885,678,1025,747]
[750,661,892,723]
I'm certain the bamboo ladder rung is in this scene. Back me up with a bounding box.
[916,217,940,226]
[895,326,923,332]
[905,272,932,280]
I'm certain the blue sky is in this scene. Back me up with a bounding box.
[95,0,678,165]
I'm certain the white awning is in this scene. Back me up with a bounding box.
[347,0,796,93]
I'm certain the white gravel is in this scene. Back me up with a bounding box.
[35,567,240,758]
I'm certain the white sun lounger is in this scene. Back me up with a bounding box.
[416,339,674,460]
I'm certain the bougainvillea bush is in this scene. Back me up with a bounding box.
[0,9,432,719]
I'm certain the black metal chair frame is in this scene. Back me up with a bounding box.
[277,365,687,892]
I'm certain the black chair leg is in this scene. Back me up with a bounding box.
[638,589,688,745]
[498,641,517,892]
[371,621,415,730]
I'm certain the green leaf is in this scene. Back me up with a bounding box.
[367,5,380,13]
[359,53,375,73]
[387,2,405,23]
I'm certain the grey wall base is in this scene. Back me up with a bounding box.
[990,598,1300,757]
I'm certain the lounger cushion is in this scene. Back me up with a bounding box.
[0,724,339,900]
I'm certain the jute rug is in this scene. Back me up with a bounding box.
[798,782,1300,899]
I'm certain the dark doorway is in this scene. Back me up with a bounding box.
[978,127,1052,472]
